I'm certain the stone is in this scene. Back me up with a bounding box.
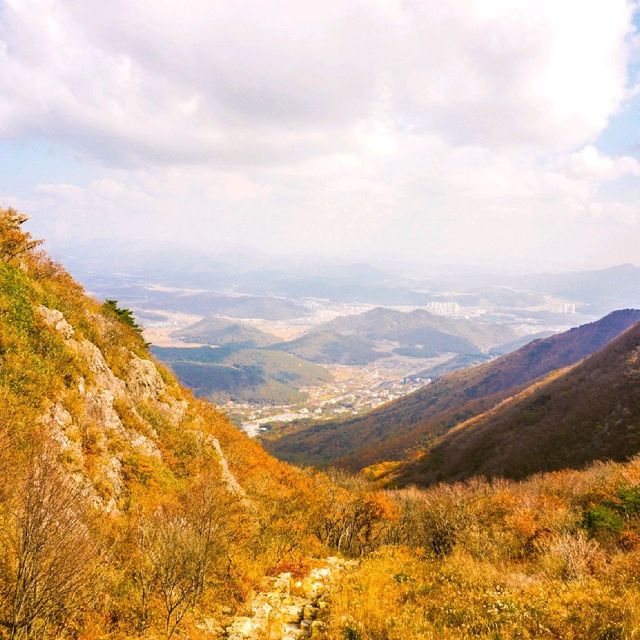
[72,339,126,396]
[103,455,124,498]
[37,305,75,339]
[282,624,305,639]
[280,604,303,624]
[227,616,258,638]
[310,620,327,639]
[251,600,273,620]
[129,431,162,458]
[126,354,166,400]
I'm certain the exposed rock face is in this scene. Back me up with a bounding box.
[126,354,166,400]
[36,305,185,510]
[210,436,252,504]
[223,557,356,640]
[37,305,74,339]
[46,402,81,458]
[36,303,253,522]
[126,352,189,427]
[73,339,126,395]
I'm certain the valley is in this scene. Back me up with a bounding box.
[65,256,608,439]
[4,209,640,640]
[145,306,465,434]
[225,354,445,436]
[6,4,640,637]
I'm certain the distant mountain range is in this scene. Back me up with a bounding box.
[263,306,517,367]
[321,307,516,352]
[60,237,640,320]
[511,263,640,315]
[152,305,522,403]
[264,309,640,470]
[170,305,519,373]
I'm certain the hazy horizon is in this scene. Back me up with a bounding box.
[40,233,639,278]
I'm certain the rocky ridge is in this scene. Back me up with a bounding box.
[37,304,190,511]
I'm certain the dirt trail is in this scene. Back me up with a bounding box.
[225,557,355,640]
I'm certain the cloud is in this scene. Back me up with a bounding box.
[1,0,636,164]
[0,0,639,267]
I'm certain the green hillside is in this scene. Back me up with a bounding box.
[172,315,280,346]
[152,345,333,404]
[268,330,387,365]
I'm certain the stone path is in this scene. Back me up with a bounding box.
[225,557,355,640]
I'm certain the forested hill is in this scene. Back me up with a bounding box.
[392,319,640,486]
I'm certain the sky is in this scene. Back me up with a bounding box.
[1,0,640,271]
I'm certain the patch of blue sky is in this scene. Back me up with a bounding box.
[0,139,97,194]
[594,8,640,156]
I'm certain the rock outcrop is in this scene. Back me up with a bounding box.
[223,557,356,640]
[36,305,189,510]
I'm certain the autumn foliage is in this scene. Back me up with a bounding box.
[3,207,640,640]
[326,459,640,639]
[0,208,391,639]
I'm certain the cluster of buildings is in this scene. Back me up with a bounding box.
[227,371,432,436]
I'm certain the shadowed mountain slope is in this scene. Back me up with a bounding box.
[264,310,640,470]
[393,320,640,486]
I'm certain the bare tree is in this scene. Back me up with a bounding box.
[132,477,236,638]
[0,448,103,639]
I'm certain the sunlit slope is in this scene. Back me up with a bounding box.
[393,320,640,486]
[0,208,384,638]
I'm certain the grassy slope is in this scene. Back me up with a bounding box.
[7,211,640,639]
[264,310,640,469]
[327,457,640,640]
[0,214,351,637]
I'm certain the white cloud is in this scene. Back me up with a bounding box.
[0,0,639,267]
[1,0,635,163]
[565,145,640,180]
